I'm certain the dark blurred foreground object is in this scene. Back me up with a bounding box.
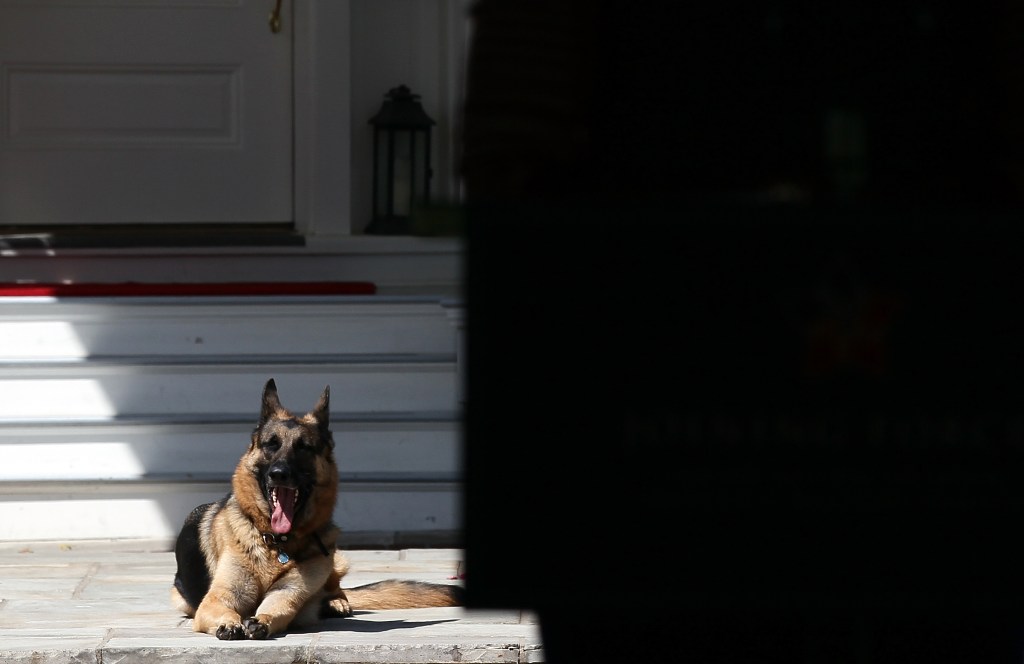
[463,1,1024,661]
[467,204,1024,662]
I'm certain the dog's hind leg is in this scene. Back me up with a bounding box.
[170,586,196,618]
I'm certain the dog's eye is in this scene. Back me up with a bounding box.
[262,437,281,452]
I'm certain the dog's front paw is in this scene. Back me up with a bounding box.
[215,622,246,640]
[242,616,270,640]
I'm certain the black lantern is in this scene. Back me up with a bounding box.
[367,85,436,235]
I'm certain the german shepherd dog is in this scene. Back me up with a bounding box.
[171,378,463,639]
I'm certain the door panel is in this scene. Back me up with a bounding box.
[0,0,292,224]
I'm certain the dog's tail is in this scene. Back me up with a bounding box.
[322,579,463,618]
[345,579,464,609]
[324,551,463,615]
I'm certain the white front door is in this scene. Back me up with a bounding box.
[0,0,292,225]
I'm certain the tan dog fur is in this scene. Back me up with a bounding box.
[170,379,462,639]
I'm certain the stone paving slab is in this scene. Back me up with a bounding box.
[0,539,543,663]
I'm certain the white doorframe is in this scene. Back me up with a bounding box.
[294,0,469,238]
[294,0,353,238]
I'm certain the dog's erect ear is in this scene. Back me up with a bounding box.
[312,385,331,445]
[312,385,330,427]
[259,378,281,426]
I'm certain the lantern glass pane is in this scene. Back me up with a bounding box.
[375,131,391,217]
[392,130,413,217]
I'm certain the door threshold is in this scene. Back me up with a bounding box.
[0,224,305,249]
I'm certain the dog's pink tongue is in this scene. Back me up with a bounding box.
[271,487,296,534]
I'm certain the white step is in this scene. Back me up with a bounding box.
[0,356,457,419]
[0,295,464,542]
[0,413,462,540]
[0,480,461,541]
[0,295,459,358]
[0,415,460,481]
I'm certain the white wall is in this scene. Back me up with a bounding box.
[0,0,468,294]
[349,0,470,234]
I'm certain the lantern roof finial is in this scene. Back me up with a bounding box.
[369,84,436,129]
[387,85,416,101]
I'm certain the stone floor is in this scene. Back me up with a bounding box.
[0,538,543,663]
